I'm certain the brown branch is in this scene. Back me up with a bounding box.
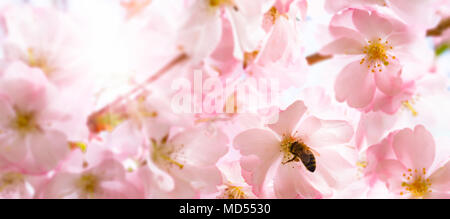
[87,53,188,132]
[427,17,450,37]
[306,53,333,65]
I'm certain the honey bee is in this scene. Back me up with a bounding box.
[285,141,316,172]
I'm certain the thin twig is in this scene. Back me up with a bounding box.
[427,17,450,37]
[87,53,188,129]
[306,53,333,65]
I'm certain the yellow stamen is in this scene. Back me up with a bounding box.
[160,154,184,169]
[223,186,247,199]
[403,101,418,117]
[401,167,432,198]
[69,142,88,153]
[361,38,394,73]
[356,161,368,168]
[151,141,184,170]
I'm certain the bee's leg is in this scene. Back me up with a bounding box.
[282,156,297,165]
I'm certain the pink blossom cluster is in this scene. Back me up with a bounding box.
[0,0,449,199]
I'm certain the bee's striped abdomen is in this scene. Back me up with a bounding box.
[300,151,316,173]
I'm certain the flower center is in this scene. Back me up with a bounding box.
[27,48,54,76]
[12,111,37,133]
[400,168,432,198]
[76,173,99,195]
[222,186,247,199]
[361,38,395,73]
[0,172,24,192]
[209,0,234,8]
[151,139,184,170]
[267,6,280,24]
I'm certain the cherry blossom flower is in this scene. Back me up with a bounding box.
[137,125,229,198]
[234,100,355,198]
[0,5,87,86]
[370,125,450,198]
[38,159,140,199]
[321,8,431,109]
[0,62,69,174]
[355,73,450,151]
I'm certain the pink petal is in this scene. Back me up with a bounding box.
[329,9,366,41]
[171,127,229,166]
[91,159,126,181]
[376,159,408,194]
[365,132,397,175]
[387,32,416,47]
[39,172,78,199]
[178,2,222,61]
[387,0,434,29]
[170,164,223,194]
[273,162,322,199]
[374,59,403,96]
[429,161,450,192]
[0,96,14,126]
[29,130,69,172]
[0,64,49,114]
[297,116,354,148]
[426,192,450,199]
[335,61,376,108]
[106,121,143,159]
[352,9,393,39]
[393,125,435,170]
[268,100,307,136]
[151,177,197,199]
[138,164,175,193]
[257,16,291,64]
[234,129,281,196]
[0,132,27,164]
[228,0,267,52]
[314,148,356,189]
[320,37,364,55]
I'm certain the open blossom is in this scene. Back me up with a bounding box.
[0,62,69,173]
[321,8,431,109]
[234,100,355,198]
[0,5,86,86]
[137,125,228,198]
[38,159,139,199]
[367,125,450,198]
[355,73,450,150]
